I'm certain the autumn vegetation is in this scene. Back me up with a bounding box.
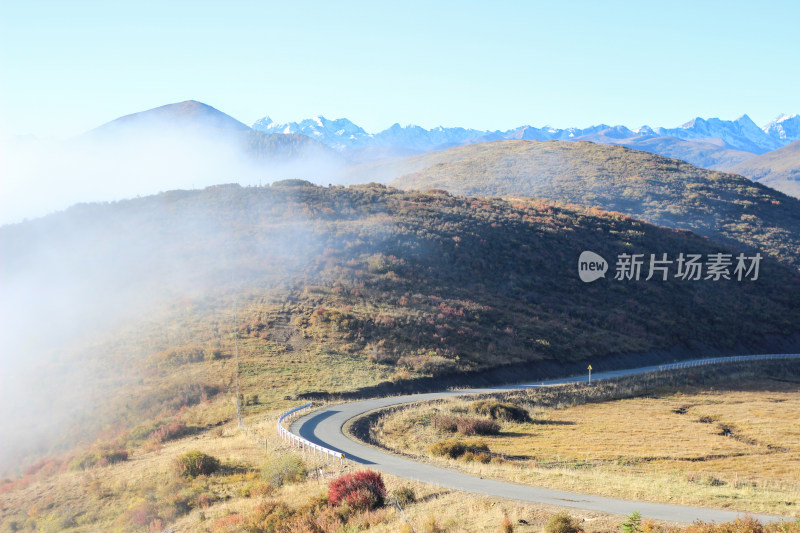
[365,360,800,516]
[388,140,800,270]
[2,181,800,530]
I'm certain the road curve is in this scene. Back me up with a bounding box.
[290,355,799,523]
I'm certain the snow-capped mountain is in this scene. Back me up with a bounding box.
[655,115,781,154]
[252,115,372,150]
[763,114,800,144]
[252,116,488,152]
[372,123,487,150]
[251,113,799,158]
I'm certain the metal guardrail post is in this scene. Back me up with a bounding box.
[277,403,345,463]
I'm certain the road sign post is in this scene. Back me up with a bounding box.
[588,364,592,385]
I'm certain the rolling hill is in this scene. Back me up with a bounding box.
[384,140,800,270]
[3,182,800,473]
[728,140,800,198]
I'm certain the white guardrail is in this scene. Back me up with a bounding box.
[277,402,345,463]
[656,353,799,371]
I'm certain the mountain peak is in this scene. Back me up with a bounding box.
[89,100,251,137]
[735,114,758,127]
[763,113,800,143]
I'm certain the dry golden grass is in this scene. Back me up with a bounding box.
[0,400,683,533]
[374,379,800,517]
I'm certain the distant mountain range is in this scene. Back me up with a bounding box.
[253,112,800,158]
[253,112,800,196]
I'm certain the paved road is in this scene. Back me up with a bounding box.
[291,355,799,523]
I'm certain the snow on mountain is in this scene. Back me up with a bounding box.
[372,123,487,150]
[656,115,781,154]
[251,113,797,156]
[252,115,372,150]
[763,114,800,143]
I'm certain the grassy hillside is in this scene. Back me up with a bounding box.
[6,182,798,373]
[729,140,800,198]
[385,140,800,270]
[2,183,800,530]
[4,183,800,456]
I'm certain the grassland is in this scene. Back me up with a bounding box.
[3,183,800,531]
[365,361,800,517]
[0,404,662,533]
[4,362,800,532]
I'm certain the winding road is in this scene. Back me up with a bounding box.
[290,355,799,523]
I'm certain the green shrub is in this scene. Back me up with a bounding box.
[429,439,489,459]
[261,454,307,487]
[391,486,416,505]
[622,511,642,533]
[429,440,466,458]
[173,451,219,478]
[546,512,583,533]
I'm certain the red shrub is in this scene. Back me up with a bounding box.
[150,421,188,443]
[211,513,245,532]
[129,501,159,526]
[197,493,214,509]
[328,470,386,510]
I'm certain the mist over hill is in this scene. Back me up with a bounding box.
[2,182,799,472]
[0,101,343,225]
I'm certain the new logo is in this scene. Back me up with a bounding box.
[578,251,608,283]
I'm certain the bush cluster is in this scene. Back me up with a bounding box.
[429,439,490,460]
[546,512,584,533]
[153,345,221,366]
[68,446,129,471]
[471,400,531,422]
[327,470,386,511]
[173,451,219,478]
[433,415,500,436]
[261,454,307,487]
[391,486,416,505]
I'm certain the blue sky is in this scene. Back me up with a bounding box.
[1,0,798,138]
